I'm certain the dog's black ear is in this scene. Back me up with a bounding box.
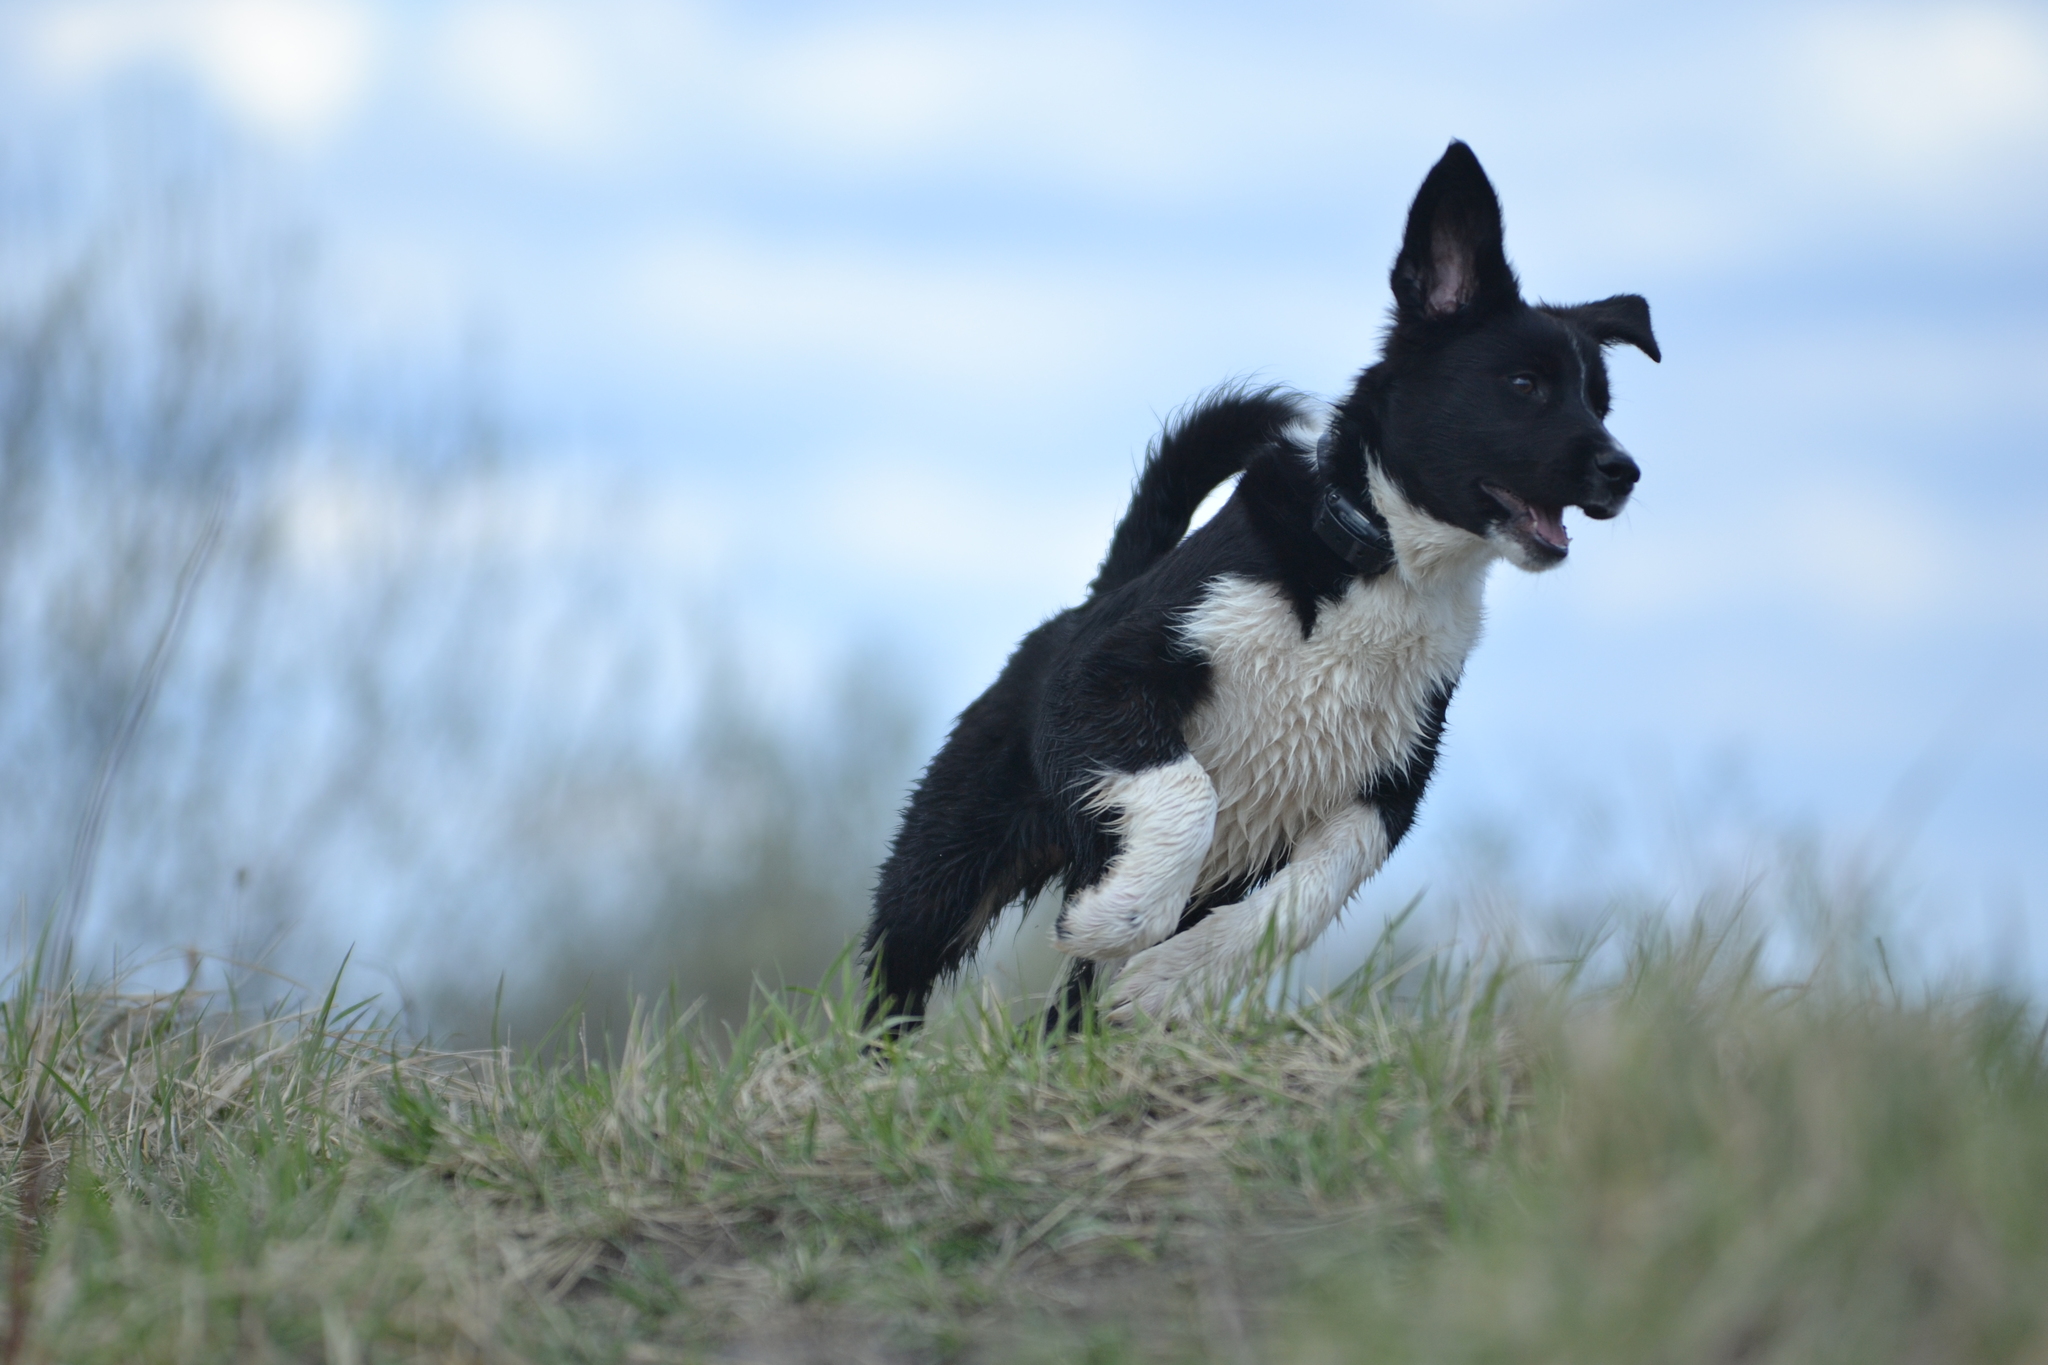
[1392,140,1519,321]
[1546,294,1662,362]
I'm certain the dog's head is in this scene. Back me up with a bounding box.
[1360,141,1659,572]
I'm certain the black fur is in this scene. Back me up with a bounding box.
[862,142,1657,1029]
[1090,391,1304,597]
[1363,681,1455,847]
[863,389,1304,1020]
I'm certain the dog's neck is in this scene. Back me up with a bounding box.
[1366,464,1500,586]
[1315,416,1498,589]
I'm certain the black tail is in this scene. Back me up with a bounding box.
[1088,386,1311,597]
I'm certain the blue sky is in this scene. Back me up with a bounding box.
[6,0,2047,983]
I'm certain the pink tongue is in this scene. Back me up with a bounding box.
[1529,505,1569,549]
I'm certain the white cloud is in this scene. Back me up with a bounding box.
[275,458,738,575]
[742,15,1345,195]
[755,26,982,159]
[805,459,1110,596]
[270,450,1113,611]
[619,232,1130,383]
[1794,5,2048,175]
[1775,485,1969,620]
[436,2,621,161]
[29,0,378,142]
[1563,479,2048,631]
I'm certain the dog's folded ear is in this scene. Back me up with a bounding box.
[1545,294,1662,362]
[1392,140,1520,322]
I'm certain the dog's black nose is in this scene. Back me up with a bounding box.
[1594,447,1640,492]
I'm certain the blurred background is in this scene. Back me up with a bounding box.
[1,0,2043,1043]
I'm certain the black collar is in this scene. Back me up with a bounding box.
[1311,428,1397,577]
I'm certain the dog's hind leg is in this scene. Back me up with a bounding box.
[1108,801,1388,1021]
[1053,755,1217,960]
[864,692,1066,1030]
[866,813,1058,1028]
[864,616,1079,1030]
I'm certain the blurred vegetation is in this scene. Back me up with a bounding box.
[421,646,919,1051]
[0,135,921,1041]
[0,151,303,955]
[1296,923,2048,1364]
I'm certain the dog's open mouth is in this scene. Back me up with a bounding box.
[1481,482,1570,559]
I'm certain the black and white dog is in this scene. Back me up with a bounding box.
[863,141,1658,1028]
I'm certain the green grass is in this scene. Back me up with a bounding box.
[3,917,2046,1363]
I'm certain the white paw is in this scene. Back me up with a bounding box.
[1106,935,1210,1022]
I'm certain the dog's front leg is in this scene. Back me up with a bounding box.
[1108,801,1388,1021]
[1053,755,1217,959]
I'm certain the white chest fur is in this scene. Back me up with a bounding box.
[1179,471,1495,889]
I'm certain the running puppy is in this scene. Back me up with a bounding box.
[863,141,1658,1027]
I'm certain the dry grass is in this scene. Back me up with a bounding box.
[0,953,518,1360]
[2,916,2045,1363]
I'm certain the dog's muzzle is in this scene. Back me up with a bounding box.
[1579,445,1640,520]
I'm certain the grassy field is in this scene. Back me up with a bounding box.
[2,916,2046,1364]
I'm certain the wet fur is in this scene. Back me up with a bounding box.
[862,141,1658,1027]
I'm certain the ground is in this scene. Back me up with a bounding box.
[4,916,2047,1363]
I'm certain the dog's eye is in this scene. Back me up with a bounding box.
[1508,374,1540,398]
